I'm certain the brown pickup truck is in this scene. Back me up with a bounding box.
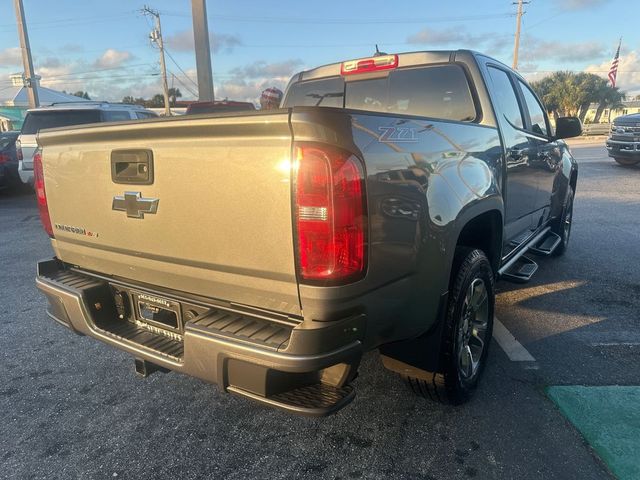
[35,50,581,416]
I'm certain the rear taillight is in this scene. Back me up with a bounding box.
[341,54,398,76]
[33,148,54,238]
[16,140,22,161]
[0,153,8,164]
[294,143,367,284]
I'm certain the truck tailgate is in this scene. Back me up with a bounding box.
[38,112,302,316]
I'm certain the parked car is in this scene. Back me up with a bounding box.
[17,102,158,186]
[185,100,256,115]
[35,50,581,416]
[606,113,640,166]
[0,131,20,190]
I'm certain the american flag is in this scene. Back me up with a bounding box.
[608,40,621,88]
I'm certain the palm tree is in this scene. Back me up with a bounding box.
[168,88,182,106]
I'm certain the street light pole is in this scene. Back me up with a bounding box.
[13,0,39,108]
[191,0,214,102]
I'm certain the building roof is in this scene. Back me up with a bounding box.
[0,73,91,107]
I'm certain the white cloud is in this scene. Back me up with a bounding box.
[555,0,609,10]
[93,49,134,69]
[229,60,303,79]
[521,39,605,63]
[585,50,640,97]
[407,28,480,46]
[0,47,22,67]
[165,30,242,53]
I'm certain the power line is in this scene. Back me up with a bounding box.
[161,11,515,24]
[164,48,199,89]
[170,72,197,97]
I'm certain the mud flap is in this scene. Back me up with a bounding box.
[379,291,449,374]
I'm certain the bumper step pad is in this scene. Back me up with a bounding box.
[228,383,355,416]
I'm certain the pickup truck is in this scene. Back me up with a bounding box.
[34,50,581,416]
[606,113,640,166]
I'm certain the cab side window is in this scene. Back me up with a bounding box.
[486,66,524,128]
[518,80,550,137]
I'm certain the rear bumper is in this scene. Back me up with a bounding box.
[18,160,34,186]
[36,258,363,415]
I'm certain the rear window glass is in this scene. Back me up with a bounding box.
[283,65,477,122]
[21,110,101,134]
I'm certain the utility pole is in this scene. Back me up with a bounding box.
[191,0,214,102]
[13,0,39,108]
[512,0,529,70]
[143,6,171,116]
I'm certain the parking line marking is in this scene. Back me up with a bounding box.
[493,317,536,362]
[591,342,640,347]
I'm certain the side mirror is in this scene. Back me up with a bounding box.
[555,117,582,140]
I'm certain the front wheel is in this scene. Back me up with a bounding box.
[404,248,494,405]
[613,157,640,167]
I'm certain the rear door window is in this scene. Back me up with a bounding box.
[21,110,102,134]
[486,67,524,128]
[102,110,133,122]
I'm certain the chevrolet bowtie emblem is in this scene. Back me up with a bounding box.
[112,192,159,219]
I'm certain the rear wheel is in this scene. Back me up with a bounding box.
[613,157,640,166]
[404,248,494,405]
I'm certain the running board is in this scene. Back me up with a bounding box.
[499,227,550,283]
[227,383,355,417]
[528,231,562,256]
[501,255,538,283]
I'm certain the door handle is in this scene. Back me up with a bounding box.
[111,149,154,185]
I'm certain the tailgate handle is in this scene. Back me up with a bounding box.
[111,149,154,185]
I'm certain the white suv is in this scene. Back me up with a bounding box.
[17,102,158,186]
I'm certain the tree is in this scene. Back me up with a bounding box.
[122,95,135,104]
[150,94,165,108]
[168,87,182,106]
[72,90,91,100]
[531,72,624,122]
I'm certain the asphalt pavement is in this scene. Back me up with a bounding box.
[0,140,637,479]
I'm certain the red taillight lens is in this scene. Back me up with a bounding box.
[16,140,23,161]
[0,153,8,164]
[295,143,367,283]
[33,149,54,237]
[341,54,398,76]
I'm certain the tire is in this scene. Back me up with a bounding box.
[404,248,495,405]
[551,187,574,257]
[613,157,640,167]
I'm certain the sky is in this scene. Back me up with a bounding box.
[0,0,638,104]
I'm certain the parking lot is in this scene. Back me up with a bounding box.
[0,139,637,479]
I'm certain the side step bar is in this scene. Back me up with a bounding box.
[499,227,551,283]
[528,231,562,256]
[228,383,355,417]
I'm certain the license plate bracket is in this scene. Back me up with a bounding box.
[133,292,182,332]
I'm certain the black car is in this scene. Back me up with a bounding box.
[606,113,640,166]
[0,131,20,190]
